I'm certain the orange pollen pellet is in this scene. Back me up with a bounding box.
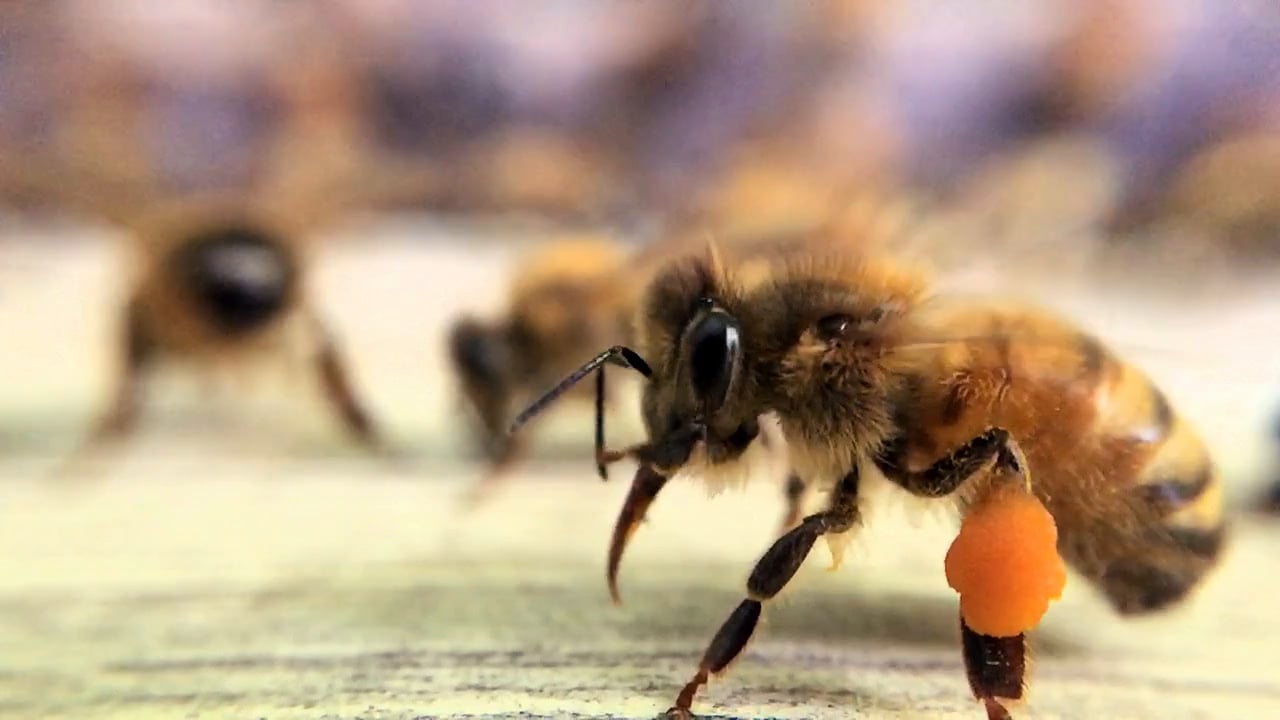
[944,486,1067,637]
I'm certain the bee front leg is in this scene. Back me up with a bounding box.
[90,299,154,445]
[779,473,808,533]
[666,468,860,718]
[460,431,527,511]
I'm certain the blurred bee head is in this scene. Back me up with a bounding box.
[448,315,515,458]
[114,194,310,349]
[449,316,512,396]
[168,222,298,336]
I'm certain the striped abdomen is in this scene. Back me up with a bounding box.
[897,303,1226,616]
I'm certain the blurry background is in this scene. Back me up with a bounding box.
[1,2,1280,719]
[1,0,1277,484]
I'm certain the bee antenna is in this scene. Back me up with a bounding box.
[595,365,607,480]
[507,346,654,477]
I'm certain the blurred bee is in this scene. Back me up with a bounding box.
[509,235,1226,719]
[1134,131,1280,261]
[81,194,384,456]
[20,32,407,465]
[447,234,640,502]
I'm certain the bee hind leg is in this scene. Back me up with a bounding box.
[666,468,860,716]
[961,618,1026,720]
[875,427,1028,498]
[878,427,1032,718]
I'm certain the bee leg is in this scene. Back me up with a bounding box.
[779,473,807,533]
[668,469,860,716]
[881,430,1032,718]
[460,432,527,511]
[90,299,154,444]
[312,321,383,451]
[54,301,154,480]
[876,427,1028,498]
[961,616,1026,720]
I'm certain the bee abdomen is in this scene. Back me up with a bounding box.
[1082,361,1226,614]
[1128,392,1223,529]
[1097,517,1225,615]
[1099,425,1226,615]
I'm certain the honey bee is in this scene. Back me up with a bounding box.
[31,41,401,466]
[508,236,1226,719]
[448,211,907,518]
[80,194,384,457]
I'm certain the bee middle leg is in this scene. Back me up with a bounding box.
[779,473,808,532]
[666,468,860,717]
[311,320,383,451]
[54,301,155,480]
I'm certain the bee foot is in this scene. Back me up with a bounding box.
[984,698,1013,720]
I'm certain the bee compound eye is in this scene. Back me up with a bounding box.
[688,311,741,412]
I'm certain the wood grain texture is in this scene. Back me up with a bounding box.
[2,465,1280,720]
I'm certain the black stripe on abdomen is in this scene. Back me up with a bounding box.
[1140,460,1214,514]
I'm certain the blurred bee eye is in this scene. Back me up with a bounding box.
[175,226,293,334]
[688,309,741,412]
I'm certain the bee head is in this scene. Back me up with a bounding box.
[170,223,297,335]
[448,316,516,459]
[628,246,771,476]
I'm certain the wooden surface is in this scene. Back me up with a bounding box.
[2,222,1279,720]
[4,465,1280,720]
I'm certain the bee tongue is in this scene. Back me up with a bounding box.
[606,464,670,605]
